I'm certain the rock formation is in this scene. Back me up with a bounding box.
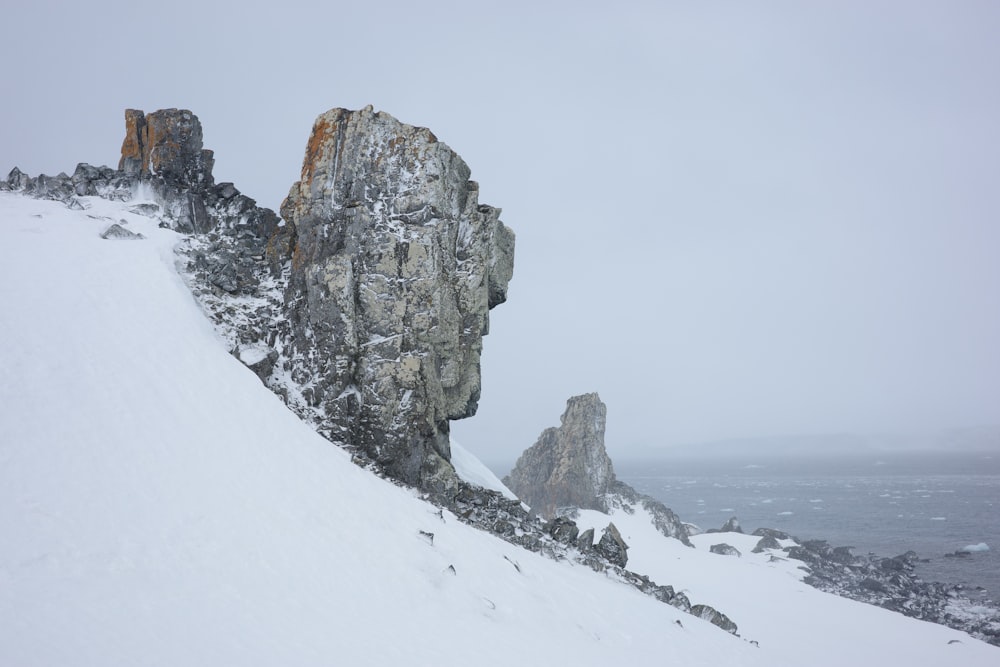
[267,106,515,495]
[504,393,614,517]
[504,393,691,545]
[709,543,741,557]
[595,522,629,567]
[119,108,215,188]
[3,109,278,242]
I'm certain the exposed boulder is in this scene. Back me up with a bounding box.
[503,393,614,518]
[690,605,739,635]
[706,515,743,534]
[273,106,514,496]
[752,535,782,553]
[784,538,1000,646]
[709,543,742,557]
[119,108,215,187]
[116,109,278,236]
[100,223,145,240]
[721,516,743,533]
[595,522,629,567]
[610,479,692,547]
[5,167,29,190]
[752,527,791,540]
[546,516,580,545]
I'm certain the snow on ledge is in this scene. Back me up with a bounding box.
[450,439,518,500]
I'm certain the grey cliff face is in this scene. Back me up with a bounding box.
[271,106,514,494]
[504,393,614,518]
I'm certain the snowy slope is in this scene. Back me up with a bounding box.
[575,505,999,665]
[0,193,749,666]
[1,192,996,666]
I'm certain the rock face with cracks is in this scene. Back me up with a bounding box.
[272,106,515,495]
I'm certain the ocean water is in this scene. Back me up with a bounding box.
[616,451,1000,602]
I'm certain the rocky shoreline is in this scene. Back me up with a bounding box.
[700,522,1000,646]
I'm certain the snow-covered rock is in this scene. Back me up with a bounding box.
[265,106,514,496]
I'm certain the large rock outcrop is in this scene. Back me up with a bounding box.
[504,393,614,518]
[270,106,515,494]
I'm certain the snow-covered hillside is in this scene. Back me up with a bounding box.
[1,192,997,666]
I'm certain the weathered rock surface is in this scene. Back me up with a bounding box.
[503,393,615,518]
[263,106,514,495]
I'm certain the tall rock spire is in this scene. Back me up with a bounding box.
[504,393,615,518]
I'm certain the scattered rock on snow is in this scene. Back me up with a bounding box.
[100,223,145,240]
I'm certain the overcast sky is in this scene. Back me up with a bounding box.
[3,1,998,466]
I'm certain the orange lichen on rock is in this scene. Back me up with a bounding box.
[118,109,147,174]
[302,114,339,185]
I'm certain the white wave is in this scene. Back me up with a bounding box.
[961,543,990,553]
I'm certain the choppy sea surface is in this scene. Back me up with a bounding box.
[616,451,1000,602]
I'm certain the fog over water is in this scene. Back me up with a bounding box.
[2,2,998,464]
